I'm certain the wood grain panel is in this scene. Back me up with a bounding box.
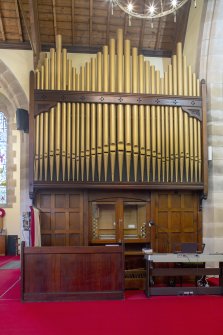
[21,244,124,301]
[35,191,84,247]
[153,191,200,252]
[54,212,66,230]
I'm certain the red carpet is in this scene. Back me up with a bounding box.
[0,296,223,335]
[0,256,19,267]
[0,257,223,335]
[0,269,20,298]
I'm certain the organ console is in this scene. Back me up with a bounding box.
[144,252,223,296]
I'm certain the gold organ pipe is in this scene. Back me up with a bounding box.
[67,59,72,181]
[168,64,174,182]
[34,69,40,180]
[80,65,86,181]
[49,48,55,181]
[34,32,202,186]
[40,63,44,88]
[61,48,67,181]
[39,64,44,181]
[124,39,131,182]
[71,67,77,180]
[183,55,189,182]
[197,79,202,182]
[117,29,124,181]
[197,79,200,96]
[103,46,109,181]
[85,61,91,181]
[193,72,198,182]
[76,73,80,180]
[139,55,145,181]
[91,57,96,181]
[164,72,170,182]
[55,35,62,181]
[132,47,139,181]
[97,52,103,181]
[156,70,161,182]
[160,77,165,182]
[151,65,156,181]
[188,65,194,181]
[43,57,49,181]
[145,61,151,181]
[172,55,179,182]
[177,43,184,182]
[109,38,116,181]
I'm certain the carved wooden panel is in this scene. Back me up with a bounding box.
[35,191,84,246]
[153,191,200,252]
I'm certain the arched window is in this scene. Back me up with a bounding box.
[0,112,7,205]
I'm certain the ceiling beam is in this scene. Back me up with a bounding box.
[106,0,112,45]
[52,0,57,42]
[154,18,162,50]
[71,0,75,45]
[89,0,93,47]
[0,5,6,41]
[0,40,172,57]
[15,0,23,42]
[138,0,147,51]
[123,14,128,39]
[18,0,35,55]
[0,41,31,49]
[29,0,41,67]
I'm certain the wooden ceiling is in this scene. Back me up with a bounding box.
[0,0,191,66]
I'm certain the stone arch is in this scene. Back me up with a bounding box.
[0,59,30,216]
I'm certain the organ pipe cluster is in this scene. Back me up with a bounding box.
[34,29,202,183]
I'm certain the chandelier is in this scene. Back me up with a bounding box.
[111,0,196,26]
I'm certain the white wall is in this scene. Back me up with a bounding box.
[0,49,33,99]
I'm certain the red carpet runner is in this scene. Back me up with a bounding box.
[0,257,222,335]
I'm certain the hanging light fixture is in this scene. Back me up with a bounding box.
[111,0,196,24]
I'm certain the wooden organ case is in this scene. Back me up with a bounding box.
[29,29,208,290]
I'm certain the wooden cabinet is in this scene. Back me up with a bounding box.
[0,235,6,255]
[89,192,152,289]
[89,196,151,245]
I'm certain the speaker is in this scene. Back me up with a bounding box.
[7,235,18,256]
[16,108,29,133]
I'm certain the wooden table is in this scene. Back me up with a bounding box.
[144,252,223,296]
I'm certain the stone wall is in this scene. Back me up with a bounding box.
[0,59,30,237]
[199,0,223,252]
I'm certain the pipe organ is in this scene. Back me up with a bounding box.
[29,29,208,288]
[31,29,207,192]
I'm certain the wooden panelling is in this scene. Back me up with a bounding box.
[153,191,201,252]
[35,190,202,255]
[21,244,124,301]
[36,191,84,247]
